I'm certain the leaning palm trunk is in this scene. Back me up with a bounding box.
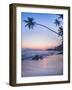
[35,22,59,36]
[24,17,61,36]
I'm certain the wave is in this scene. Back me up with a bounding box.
[21,50,62,60]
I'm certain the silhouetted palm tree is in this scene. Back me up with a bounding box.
[24,17,59,36]
[54,15,63,38]
[24,17,35,29]
[54,15,63,46]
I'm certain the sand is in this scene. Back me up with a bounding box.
[21,55,63,77]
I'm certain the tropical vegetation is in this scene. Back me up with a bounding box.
[24,14,63,51]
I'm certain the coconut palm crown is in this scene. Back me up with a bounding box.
[24,17,36,29]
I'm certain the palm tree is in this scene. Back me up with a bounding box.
[54,15,63,49]
[54,15,63,38]
[24,17,60,36]
[24,17,35,29]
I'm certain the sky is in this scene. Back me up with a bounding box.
[21,12,62,49]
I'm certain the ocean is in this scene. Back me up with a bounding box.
[21,49,63,77]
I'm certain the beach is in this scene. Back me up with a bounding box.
[21,54,63,77]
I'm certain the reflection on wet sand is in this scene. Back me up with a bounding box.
[22,55,63,77]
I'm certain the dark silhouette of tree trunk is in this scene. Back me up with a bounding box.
[35,22,59,35]
[24,17,61,36]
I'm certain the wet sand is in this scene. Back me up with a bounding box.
[21,55,63,77]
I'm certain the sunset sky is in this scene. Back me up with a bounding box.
[21,12,61,49]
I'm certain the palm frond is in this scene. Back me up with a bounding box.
[24,17,36,29]
[54,19,61,26]
[58,15,63,19]
[24,20,29,23]
[58,26,63,36]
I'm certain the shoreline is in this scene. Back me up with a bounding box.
[21,54,63,77]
